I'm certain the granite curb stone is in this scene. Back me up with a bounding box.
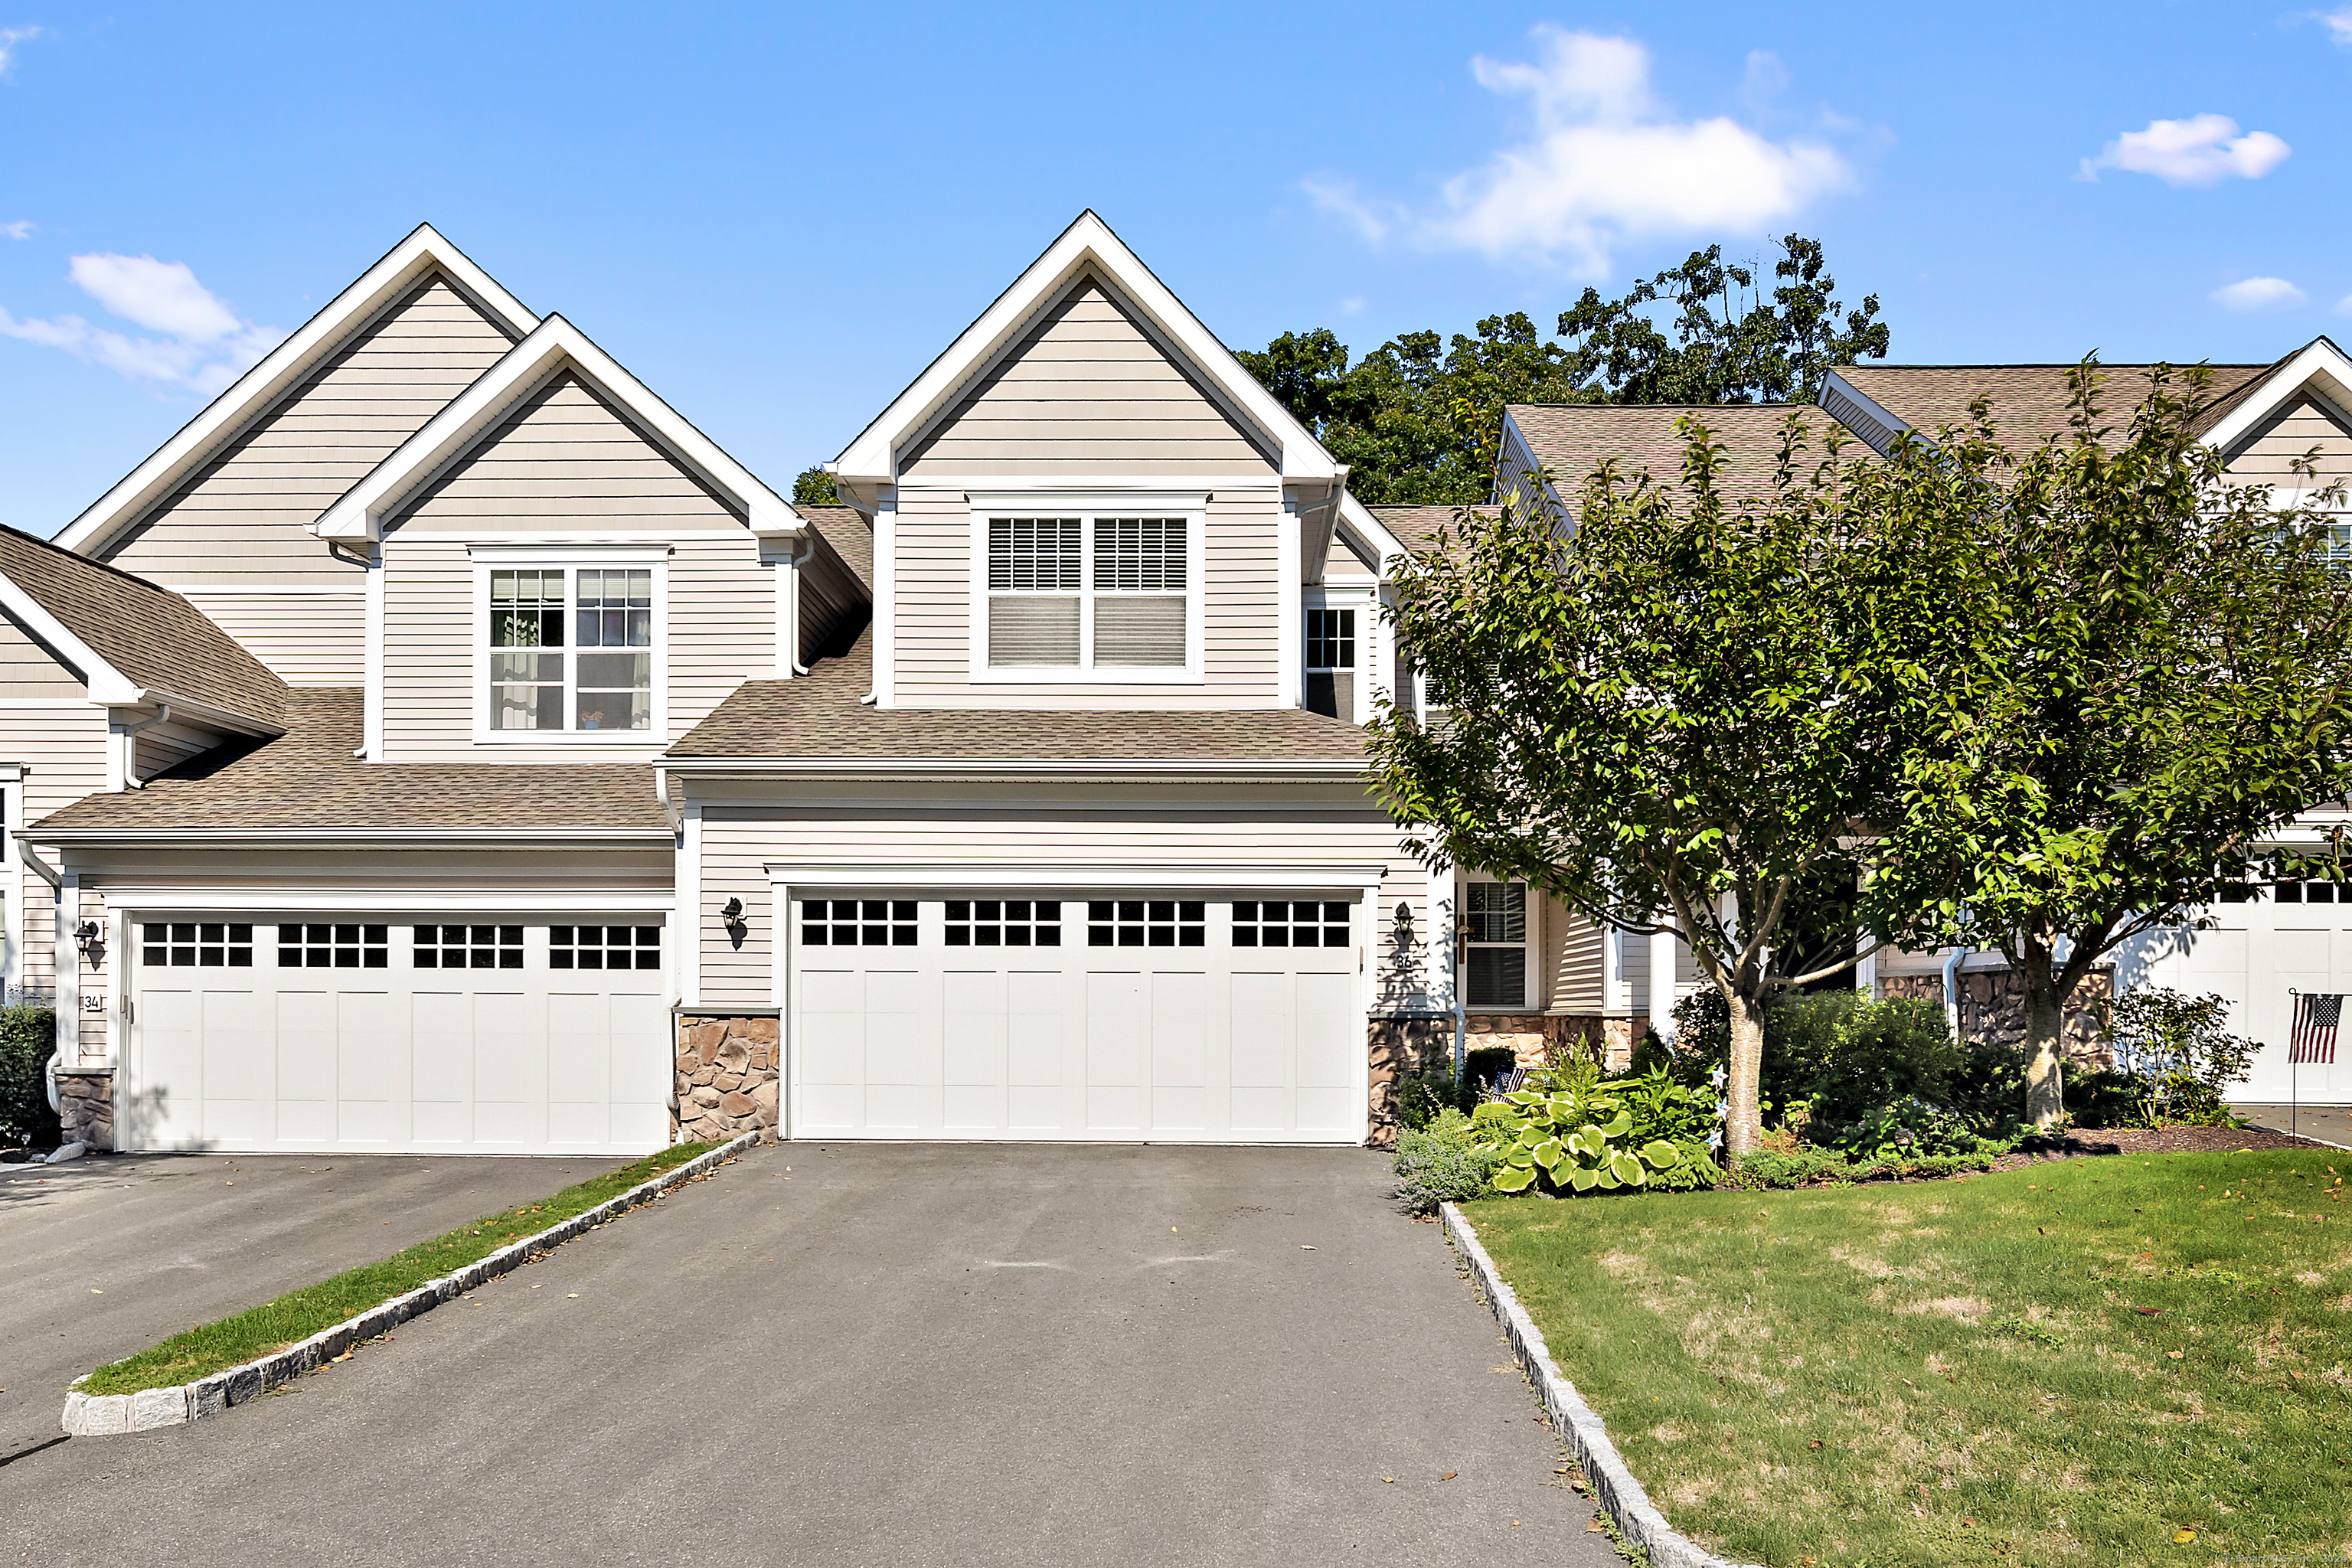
[60,1131,761,1438]
[1441,1202,1761,1568]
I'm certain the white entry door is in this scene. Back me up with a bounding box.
[126,918,671,1155]
[789,895,1364,1143]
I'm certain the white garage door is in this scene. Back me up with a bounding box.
[789,894,1364,1143]
[126,918,671,1155]
[2154,883,2352,1103]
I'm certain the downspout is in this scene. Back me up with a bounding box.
[117,703,171,789]
[1941,942,1971,1040]
[786,532,817,677]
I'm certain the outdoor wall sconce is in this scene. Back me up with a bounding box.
[720,897,749,949]
[74,920,104,971]
[1391,901,1416,954]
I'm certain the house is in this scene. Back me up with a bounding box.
[5,213,1538,1156]
[1490,345,2352,1105]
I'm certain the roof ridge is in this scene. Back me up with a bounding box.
[0,518,182,596]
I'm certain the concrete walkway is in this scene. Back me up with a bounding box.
[0,1151,623,1461]
[1,1143,1621,1567]
[2231,1102,2352,1146]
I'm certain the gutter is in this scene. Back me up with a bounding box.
[18,825,675,851]
[655,756,1371,782]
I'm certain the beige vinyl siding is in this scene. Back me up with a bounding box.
[2224,397,2352,482]
[391,372,746,531]
[380,376,772,758]
[1547,902,1606,1013]
[0,610,89,698]
[1622,925,1650,1016]
[102,276,516,586]
[697,799,1415,1013]
[9,706,109,1003]
[890,488,1284,709]
[1372,856,1433,1014]
[174,590,364,686]
[131,717,227,780]
[900,277,1275,479]
[77,885,106,1055]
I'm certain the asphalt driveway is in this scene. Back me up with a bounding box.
[0,1151,624,1461]
[2,1143,1622,1567]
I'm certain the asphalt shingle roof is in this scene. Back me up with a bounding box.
[0,524,286,727]
[1838,361,2282,450]
[794,503,872,591]
[32,688,665,835]
[1506,403,1839,503]
[667,629,1369,763]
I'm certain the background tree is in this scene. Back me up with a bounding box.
[1370,414,1956,1155]
[1860,364,2352,1127]
[792,466,841,505]
[1237,234,1888,505]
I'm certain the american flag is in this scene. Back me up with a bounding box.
[2291,993,2343,1065]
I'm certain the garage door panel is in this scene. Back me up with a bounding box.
[275,991,337,1103]
[861,970,933,1088]
[136,989,204,1149]
[799,969,866,1092]
[1085,972,1145,1132]
[411,991,472,1109]
[942,971,1008,1133]
[546,991,611,1108]
[609,994,670,1106]
[1149,972,1209,1133]
[472,992,541,1104]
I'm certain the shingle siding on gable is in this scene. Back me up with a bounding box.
[2223,395,2352,482]
[378,371,772,760]
[102,276,517,585]
[899,279,1275,479]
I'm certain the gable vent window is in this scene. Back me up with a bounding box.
[1305,607,1356,720]
[984,512,1193,673]
[485,566,657,734]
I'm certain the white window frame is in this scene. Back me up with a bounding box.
[1302,585,1374,723]
[965,495,1207,684]
[469,546,670,746]
[1462,877,1534,1012]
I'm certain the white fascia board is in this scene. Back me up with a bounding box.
[20,825,673,848]
[0,575,139,702]
[833,211,1341,488]
[2202,337,2352,457]
[313,315,799,542]
[56,224,537,555]
[1336,493,1409,575]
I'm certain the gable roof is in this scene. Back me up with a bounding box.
[1505,403,1836,504]
[0,523,285,729]
[313,314,797,541]
[28,688,662,841]
[665,627,1367,773]
[54,224,537,555]
[831,211,1343,493]
[1828,359,2283,456]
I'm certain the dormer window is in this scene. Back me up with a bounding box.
[474,552,666,741]
[973,504,1200,681]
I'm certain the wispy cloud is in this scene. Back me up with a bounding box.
[2080,115,2289,186]
[0,252,285,394]
[0,24,40,74]
[1305,26,1850,276]
[1,220,31,240]
[2210,276,2306,312]
[2321,8,2352,47]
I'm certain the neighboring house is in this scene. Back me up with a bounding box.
[1490,344,2352,1104]
[3,214,1498,1156]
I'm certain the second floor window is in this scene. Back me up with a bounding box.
[985,514,1189,672]
[1305,606,1355,720]
[488,567,654,732]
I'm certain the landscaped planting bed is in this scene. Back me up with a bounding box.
[1463,1148,2352,1566]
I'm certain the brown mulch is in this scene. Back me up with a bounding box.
[1992,1124,2336,1170]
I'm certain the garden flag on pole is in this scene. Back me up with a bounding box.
[2290,992,2343,1064]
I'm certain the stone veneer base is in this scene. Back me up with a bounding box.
[59,1130,761,1439]
[675,1015,780,1145]
[1442,1203,1759,1568]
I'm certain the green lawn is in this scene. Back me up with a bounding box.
[1463,1150,2352,1566]
[80,1141,717,1396]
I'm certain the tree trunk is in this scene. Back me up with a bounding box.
[1725,990,1767,1156]
[2023,982,2066,1129]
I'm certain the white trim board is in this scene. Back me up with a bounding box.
[56,224,538,557]
[314,315,799,543]
[763,860,1390,891]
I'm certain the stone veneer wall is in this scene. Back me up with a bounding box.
[1880,967,2115,1070]
[674,1016,779,1145]
[1366,1014,1639,1148]
[1367,1015,1447,1149]
[57,1070,113,1150]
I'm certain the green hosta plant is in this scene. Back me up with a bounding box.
[1469,1070,1717,1195]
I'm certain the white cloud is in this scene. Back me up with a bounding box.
[2333,292,2352,315]
[1313,27,1851,275]
[1,220,31,240]
[2079,114,2290,186]
[0,24,38,74]
[2322,8,2352,47]
[0,252,283,394]
[2210,276,2306,312]
[1302,177,1400,243]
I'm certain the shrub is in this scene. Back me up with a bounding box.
[1462,1046,1519,1096]
[1469,1064,1719,1196]
[1609,1064,1719,1145]
[0,1005,61,1149]
[1723,1145,2002,1190]
[2096,988,2256,1127]
[1393,1057,1474,1132]
[1393,1109,1497,1211]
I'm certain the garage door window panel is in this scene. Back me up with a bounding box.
[416,925,524,969]
[1087,900,1204,948]
[946,900,1061,948]
[799,900,917,948]
[551,924,663,969]
[142,922,253,968]
[277,923,388,969]
[1233,901,1350,949]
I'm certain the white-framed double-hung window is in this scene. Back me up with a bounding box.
[1463,880,1531,1010]
[474,553,665,740]
[972,502,1201,680]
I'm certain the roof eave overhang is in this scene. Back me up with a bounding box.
[658,756,1370,785]
[56,224,539,556]
[2203,336,2352,459]
[18,825,673,850]
[312,315,799,543]
[831,211,1343,493]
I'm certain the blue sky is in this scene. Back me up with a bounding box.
[0,2,2346,535]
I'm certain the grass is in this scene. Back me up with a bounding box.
[1462,1148,2352,1566]
[80,1141,719,1396]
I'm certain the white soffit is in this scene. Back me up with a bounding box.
[832,211,1341,488]
[312,315,798,541]
[2203,335,2352,458]
[55,224,539,555]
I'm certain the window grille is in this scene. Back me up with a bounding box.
[1464,882,1527,1008]
[276,923,388,969]
[142,922,253,969]
[799,900,916,948]
[1086,899,1204,948]
[1233,900,1350,949]
[414,925,524,969]
[944,900,1061,947]
[550,924,663,969]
